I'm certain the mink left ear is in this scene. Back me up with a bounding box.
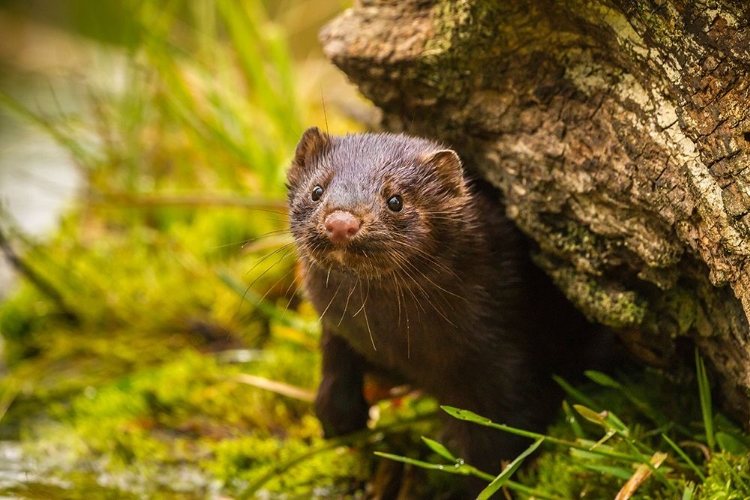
[420,149,466,196]
[288,127,331,187]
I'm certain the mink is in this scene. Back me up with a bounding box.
[287,127,600,493]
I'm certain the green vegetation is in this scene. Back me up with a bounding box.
[375,353,750,499]
[1,1,749,498]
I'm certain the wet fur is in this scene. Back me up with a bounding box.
[288,128,596,490]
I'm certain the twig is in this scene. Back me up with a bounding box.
[234,374,315,402]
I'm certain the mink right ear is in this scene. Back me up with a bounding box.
[288,127,331,186]
[420,149,467,197]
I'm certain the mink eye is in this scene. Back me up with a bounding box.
[311,185,324,201]
[386,195,403,212]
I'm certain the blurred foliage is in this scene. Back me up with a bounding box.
[1,0,750,499]
[0,0,377,497]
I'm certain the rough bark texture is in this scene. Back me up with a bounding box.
[320,0,750,422]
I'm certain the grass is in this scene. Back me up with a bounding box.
[387,357,750,499]
[1,0,750,498]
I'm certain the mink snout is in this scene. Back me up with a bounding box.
[324,210,361,244]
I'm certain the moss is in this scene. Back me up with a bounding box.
[208,431,369,498]
[422,1,512,98]
[522,449,623,499]
[660,286,698,335]
[61,346,318,456]
[551,220,604,256]
[15,344,322,497]
[542,262,647,327]
[700,452,750,500]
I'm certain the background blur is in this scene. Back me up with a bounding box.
[0,1,390,498]
[0,0,368,265]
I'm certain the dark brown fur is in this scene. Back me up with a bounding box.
[287,127,597,492]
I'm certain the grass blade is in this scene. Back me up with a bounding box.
[695,349,715,452]
[421,437,457,461]
[477,438,543,500]
[375,449,564,500]
[562,400,585,439]
[614,451,668,500]
[374,452,477,477]
[661,433,706,481]
[585,370,680,433]
[441,406,637,461]
[553,375,601,410]
[682,482,696,500]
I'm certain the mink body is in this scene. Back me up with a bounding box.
[287,127,596,486]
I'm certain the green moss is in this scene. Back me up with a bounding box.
[551,220,603,256]
[522,449,623,499]
[543,263,647,327]
[661,286,698,335]
[535,221,648,328]
[701,452,750,499]
[61,346,318,456]
[15,344,321,497]
[209,432,369,498]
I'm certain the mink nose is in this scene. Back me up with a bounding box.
[324,211,361,244]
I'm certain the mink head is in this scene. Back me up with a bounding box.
[287,127,472,278]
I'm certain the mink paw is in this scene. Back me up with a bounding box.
[315,377,369,437]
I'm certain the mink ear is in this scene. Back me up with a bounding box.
[288,127,331,186]
[420,149,466,196]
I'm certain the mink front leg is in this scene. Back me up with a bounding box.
[315,328,369,437]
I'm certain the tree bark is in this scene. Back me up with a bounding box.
[320,0,750,422]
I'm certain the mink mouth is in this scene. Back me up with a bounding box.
[306,241,399,276]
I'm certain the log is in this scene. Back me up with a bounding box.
[319,0,750,422]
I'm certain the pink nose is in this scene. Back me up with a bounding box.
[324,211,360,244]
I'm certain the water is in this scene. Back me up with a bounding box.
[0,441,210,499]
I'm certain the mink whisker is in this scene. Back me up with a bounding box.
[393,254,456,327]
[391,274,403,326]
[244,241,295,276]
[391,273,410,359]
[352,276,368,317]
[338,280,357,327]
[207,229,291,251]
[278,270,302,323]
[232,243,295,318]
[397,240,463,282]
[402,257,463,301]
[318,280,344,323]
[245,244,295,291]
[361,277,376,351]
[389,256,427,319]
[256,265,296,310]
